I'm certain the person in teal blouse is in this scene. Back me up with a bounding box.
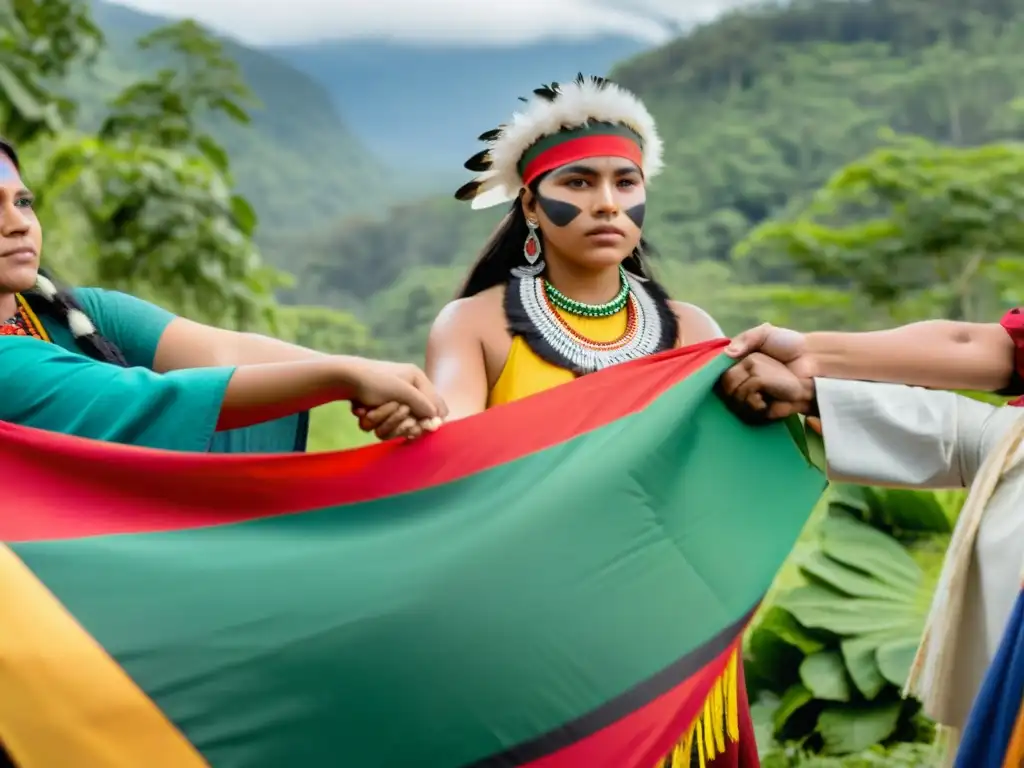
[0,137,445,452]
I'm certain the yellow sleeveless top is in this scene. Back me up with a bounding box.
[487,307,628,406]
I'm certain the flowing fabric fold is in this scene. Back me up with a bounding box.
[0,341,824,768]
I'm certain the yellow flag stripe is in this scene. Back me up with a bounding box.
[0,544,208,767]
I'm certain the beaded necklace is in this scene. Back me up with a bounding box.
[0,294,50,341]
[505,264,676,375]
[543,267,629,318]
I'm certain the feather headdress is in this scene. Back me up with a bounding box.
[454,74,664,210]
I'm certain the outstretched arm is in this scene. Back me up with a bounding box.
[804,321,1015,392]
[154,316,330,371]
[355,298,492,442]
[0,339,444,451]
[718,353,1000,488]
[725,312,1022,394]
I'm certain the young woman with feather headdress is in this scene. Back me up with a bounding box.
[355,74,781,768]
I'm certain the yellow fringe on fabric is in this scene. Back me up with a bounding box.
[659,650,741,768]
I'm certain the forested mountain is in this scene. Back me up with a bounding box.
[68,0,393,238]
[288,0,1024,361]
[270,36,649,172]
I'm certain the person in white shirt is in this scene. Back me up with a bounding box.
[717,352,1024,759]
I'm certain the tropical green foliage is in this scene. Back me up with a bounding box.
[739,135,1024,322]
[0,0,102,145]
[6,5,282,328]
[746,487,953,754]
[760,742,936,767]
[65,0,394,244]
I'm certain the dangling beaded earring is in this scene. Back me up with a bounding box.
[512,218,546,278]
[524,219,542,265]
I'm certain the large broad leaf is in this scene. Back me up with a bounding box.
[749,693,781,756]
[827,484,881,519]
[782,513,933,701]
[799,651,851,702]
[747,606,825,691]
[840,633,900,701]
[798,550,907,601]
[777,585,917,635]
[874,488,951,534]
[876,637,921,687]
[773,683,817,740]
[818,511,921,590]
[755,606,826,654]
[816,702,902,754]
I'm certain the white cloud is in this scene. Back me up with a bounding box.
[109,0,759,47]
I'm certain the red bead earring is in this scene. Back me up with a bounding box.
[524,219,542,265]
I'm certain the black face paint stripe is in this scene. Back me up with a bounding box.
[625,203,645,228]
[538,195,581,227]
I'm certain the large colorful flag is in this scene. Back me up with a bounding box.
[0,340,824,768]
[954,581,1024,767]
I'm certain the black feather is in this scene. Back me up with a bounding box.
[454,179,483,202]
[478,128,503,142]
[464,149,492,172]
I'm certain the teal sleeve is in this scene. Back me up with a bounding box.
[71,288,309,454]
[209,414,310,454]
[0,337,234,452]
[74,288,176,369]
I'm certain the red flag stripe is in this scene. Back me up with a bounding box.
[519,640,740,768]
[1,341,727,542]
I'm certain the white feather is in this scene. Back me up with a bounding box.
[471,184,516,210]
[465,79,664,210]
[66,308,96,338]
[33,274,58,300]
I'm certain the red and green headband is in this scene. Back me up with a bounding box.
[517,123,645,187]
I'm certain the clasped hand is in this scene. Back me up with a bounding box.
[347,322,819,442]
[717,323,816,423]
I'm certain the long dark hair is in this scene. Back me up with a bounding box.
[457,176,662,298]
[0,138,128,366]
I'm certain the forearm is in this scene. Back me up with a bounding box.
[154,319,327,372]
[217,359,349,431]
[805,320,1015,392]
[233,332,327,365]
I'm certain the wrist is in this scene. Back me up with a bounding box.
[327,356,367,399]
[792,378,818,417]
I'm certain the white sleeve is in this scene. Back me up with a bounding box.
[815,378,997,489]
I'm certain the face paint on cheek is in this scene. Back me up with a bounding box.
[625,203,646,229]
[0,159,18,183]
[538,195,582,227]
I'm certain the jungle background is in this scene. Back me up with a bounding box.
[6,0,1024,762]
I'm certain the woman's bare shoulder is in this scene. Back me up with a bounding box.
[667,300,725,344]
[430,286,506,344]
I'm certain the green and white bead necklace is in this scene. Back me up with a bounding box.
[543,266,630,318]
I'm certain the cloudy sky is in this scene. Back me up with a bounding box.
[111,0,763,46]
